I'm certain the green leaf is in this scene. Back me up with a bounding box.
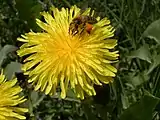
[127,72,149,88]
[31,91,45,108]
[128,45,151,63]
[121,93,130,109]
[4,61,22,79]
[147,54,160,74]
[143,19,160,44]
[83,101,99,120]
[120,92,159,120]
[66,89,80,102]
[15,0,42,30]
[0,45,17,68]
[95,104,109,119]
[30,91,39,105]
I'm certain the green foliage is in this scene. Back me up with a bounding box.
[143,19,160,44]
[1,0,160,120]
[15,0,42,31]
[120,92,160,120]
[128,44,152,63]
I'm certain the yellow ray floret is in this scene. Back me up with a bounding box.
[17,5,119,99]
[0,71,28,120]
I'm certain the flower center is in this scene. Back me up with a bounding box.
[55,35,83,60]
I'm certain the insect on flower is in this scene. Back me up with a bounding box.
[17,6,119,99]
[69,15,97,35]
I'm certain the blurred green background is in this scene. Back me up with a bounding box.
[1,0,160,120]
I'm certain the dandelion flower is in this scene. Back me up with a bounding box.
[0,71,28,119]
[17,6,119,99]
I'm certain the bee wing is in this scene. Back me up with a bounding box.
[80,1,89,11]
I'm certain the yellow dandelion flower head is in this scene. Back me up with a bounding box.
[0,71,28,120]
[17,6,119,99]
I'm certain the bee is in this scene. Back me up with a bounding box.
[69,15,97,35]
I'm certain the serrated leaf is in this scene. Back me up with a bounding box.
[4,61,22,79]
[128,45,151,63]
[120,92,159,120]
[143,19,160,44]
[0,45,17,67]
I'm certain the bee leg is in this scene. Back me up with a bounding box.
[72,30,78,36]
[79,27,85,35]
[72,25,79,35]
[69,28,71,34]
[79,23,85,35]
